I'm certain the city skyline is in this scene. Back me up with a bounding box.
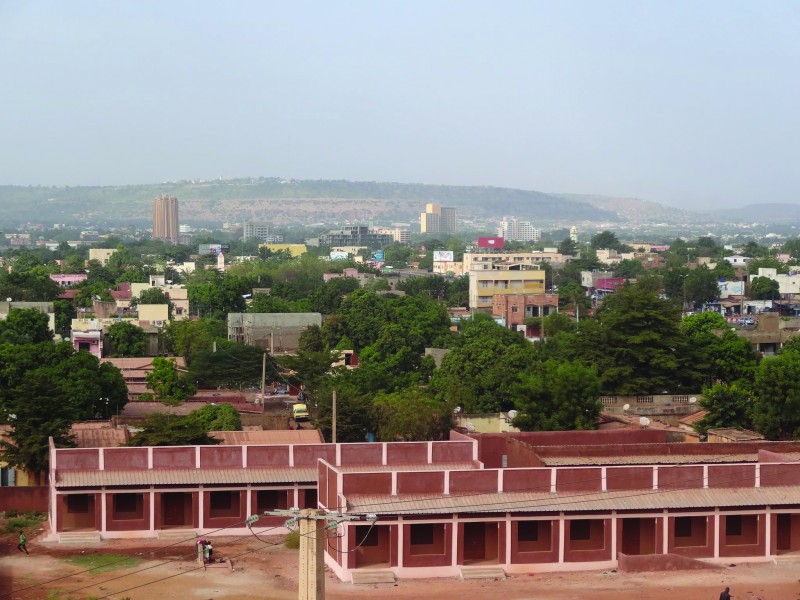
[1,2,799,209]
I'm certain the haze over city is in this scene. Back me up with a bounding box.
[2,1,799,210]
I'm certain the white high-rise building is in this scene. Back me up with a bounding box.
[498,217,540,242]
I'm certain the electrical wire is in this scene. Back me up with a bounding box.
[2,516,280,599]
[18,524,290,600]
[325,518,377,554]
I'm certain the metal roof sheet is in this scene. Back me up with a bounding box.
[55,467,316,488]
[345,486,800,516]
[337,462,478,473]
[539,454,757,466]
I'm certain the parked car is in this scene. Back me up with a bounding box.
[292,403,310,421]
[738,317,755,326]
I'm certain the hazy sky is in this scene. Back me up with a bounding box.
[1,1,799,209]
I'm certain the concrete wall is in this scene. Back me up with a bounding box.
[0,486,49,512]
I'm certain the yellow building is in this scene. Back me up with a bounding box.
[262,244,308,257]
[468,263,546,311]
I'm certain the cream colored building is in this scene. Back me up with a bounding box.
[262,244,307,257]
[137,304,169,324]
[420,203,456,234]
[468,263,546,311]
[432,261,465,277]
[463,251,567,272]
[88,248,116,266]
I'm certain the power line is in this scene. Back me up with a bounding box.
[4,516,281,599]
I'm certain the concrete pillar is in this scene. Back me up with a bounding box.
[298,509,325,600]
[558,514,565,563]
[713,510,720,559]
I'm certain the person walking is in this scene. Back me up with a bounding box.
[720,587,732,600]
[17,530,29,555]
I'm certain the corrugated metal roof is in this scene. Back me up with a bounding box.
[211,430,324,445]
[345,486,800,516]
[678,410,709,426]
[338,462,477,473]
[55,467,316,488]
[540,454,757,466]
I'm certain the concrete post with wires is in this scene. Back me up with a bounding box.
[298,509,325,600]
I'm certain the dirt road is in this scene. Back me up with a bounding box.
[2,535,800,599]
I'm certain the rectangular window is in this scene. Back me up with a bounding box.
[410,524,434,545]
[209,491,240,518]
[569,519,591,541]
[113,493,144,520]
[726,515,742,536]
[257,490,289,512]
[675,517,692,538]
[302,489,318,509]
[518,521,539,542]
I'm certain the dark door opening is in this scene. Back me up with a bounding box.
[463,522,499,564]
[161,492,192,528]
[621,518,657,556]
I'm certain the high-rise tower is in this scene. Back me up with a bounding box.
[153,195,179,243]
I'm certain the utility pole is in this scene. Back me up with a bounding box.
[247,508,374,600]
[331,390,337,443]
[261,350,267,405]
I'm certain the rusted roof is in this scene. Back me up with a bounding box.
[71,428,130,448]
[678,410,709,426]
[55,467,316,488]
[345,485,800,516]
[708,428,765,442]
[211,430,324,445]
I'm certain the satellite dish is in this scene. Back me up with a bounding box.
[465,422,476,432]
[639,417,651,428]
[689,397,697,404]
[507,410,518,420]
[5,298,11,302]
[454,406,462,414]
[622,404,631,411]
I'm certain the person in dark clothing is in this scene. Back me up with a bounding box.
[719,587,732,600]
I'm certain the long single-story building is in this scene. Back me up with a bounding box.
[45,429,800,581]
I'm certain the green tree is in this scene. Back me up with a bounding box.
[681,312,728,337]
[512,361,601,431]
[308,277,360,314]
[558,282,590,315]
[374,388,453,441]
[558,237,577,256]
[751,351,800,440]
[684,266,719,308]
[429,316,537,412]
[143,357,196,405]
[0,308,53,344]
[107,321,148,357]
[695,383,752,436]
[127,413,220,446]
[613,259,644,280]
[188,342,277,389]
[189,403,242,431]
[590,231,621,250]
[53,299,76,339]
[315,384,377,443]
[165,318,226,365]
[747,257,786,275]
[748,276,780,300]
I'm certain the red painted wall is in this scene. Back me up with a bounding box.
[340,444,383,465]
[0,487,48,512]
[105,492,151,532]
[56,449,99,471]
[152,447,195,469]
[556,468,602,492]
[293,445,336,467]
[606,467,653,491]
[719,513,764,558]
[431,441,474,463]
[449,469,497,494]
[247,445,290,467]
[510,519,559,564]
[658,466,703,490]
[203,490,247,528]
[396,471,444,495]
[104,448,148,470]
[402,522,452,567]
[341,473,392,496]
[503,469,552,493]
[200,446,242,469]
[761,463,800,487]
[564,518,612,562]
[668,515,714,558]
[386,442,428,464]
[708,465,755,488]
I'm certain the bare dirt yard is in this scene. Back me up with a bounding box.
[1,529,800,600]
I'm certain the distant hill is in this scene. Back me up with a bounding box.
[703,203,800,224]
[553,194,698,224]
[0,178,616,227]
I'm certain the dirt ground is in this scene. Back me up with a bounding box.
[2,531,800,600]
